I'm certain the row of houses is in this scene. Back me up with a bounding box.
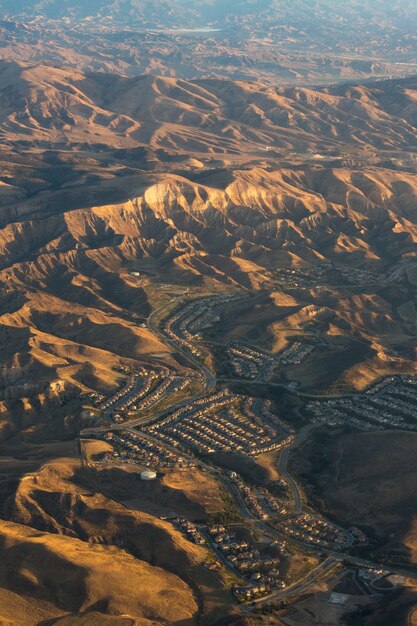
[95,430,196,470]
[308,375,417,432]
[146,391,289,456]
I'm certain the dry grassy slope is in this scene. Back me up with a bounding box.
[292,429,417,564]
[70,440,226,519]
[0,518,198,625]
[6,459,205,563]
[1,457,232,624]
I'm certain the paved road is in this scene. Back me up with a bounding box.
[278,423,321,516]
[252,556,339,605]
[147,293,216,390]
[329,554,417,582]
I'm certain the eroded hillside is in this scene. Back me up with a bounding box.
[1,62,417,625]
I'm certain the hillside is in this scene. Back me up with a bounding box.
[0,518,198,625]
[0,61,417,624]
[1,63,417,426]
[1,63,417,153]
[291,429,417,563]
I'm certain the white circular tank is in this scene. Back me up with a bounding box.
[140,470,157,481]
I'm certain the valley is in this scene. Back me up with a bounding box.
[0,7,416,620]
[76,281,417,622]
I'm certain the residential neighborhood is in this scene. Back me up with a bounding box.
[307,375,417,431]
[145,392,293,456]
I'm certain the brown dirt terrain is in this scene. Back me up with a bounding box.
[83,440,226,520]
[0,518,197,625]
[291,428,417,565]
[161,469,226,517]
[2,457,234,624]
[0,59,417,624]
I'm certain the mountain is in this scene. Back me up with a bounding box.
[1,0,417,29]
[0,62,417,407]
[3,61,417,154]
[0,2,416,84]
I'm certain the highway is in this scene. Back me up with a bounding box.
[278,444,302,514]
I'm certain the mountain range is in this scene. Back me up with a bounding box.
[3,61,417,153]
[1,0,417,28]
[0,2,416,84]
[0,61,417,414]
[0,6,416,623]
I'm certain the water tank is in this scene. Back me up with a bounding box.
[140,470,157,481]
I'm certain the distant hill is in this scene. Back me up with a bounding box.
[0,1,415,85]
[1,0,417,29]
[1,61,417,154]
